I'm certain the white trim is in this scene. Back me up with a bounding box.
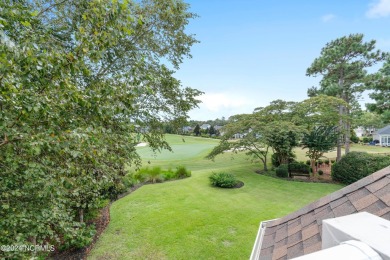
[250,219,278,260]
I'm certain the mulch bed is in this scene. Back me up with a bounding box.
[234,181,244,188]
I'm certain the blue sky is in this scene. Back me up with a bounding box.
[174,0,390,121]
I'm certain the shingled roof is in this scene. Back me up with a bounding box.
[375,125,390,135]
[253,166,390,260]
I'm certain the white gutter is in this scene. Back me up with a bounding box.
[249,219,278,260]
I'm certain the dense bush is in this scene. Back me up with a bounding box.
[276,164,289,178]
[133,166,191,184]
[289,161,310,174]
[318,170,324,176]
[209,172,238,188]
[363,137,373,143]
[271,152,296,167]
[175,166,192,178]
[332,152,390,184]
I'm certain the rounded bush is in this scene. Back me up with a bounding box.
[318,169,324,175]
[289,161,310,174]
[209,172,238,188]
[276,164,289,178]
[332,152,390,185]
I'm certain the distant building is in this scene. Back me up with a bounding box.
[182,126,193,133]
[373,125,390,146]
[200,124,211,130]
[354,126,376,137]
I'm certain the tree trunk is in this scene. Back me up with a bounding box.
[344,104,350,154]
[337,77,344,162]
[310,159,316,177]
[79,208,84,223]
[337,106,343,162]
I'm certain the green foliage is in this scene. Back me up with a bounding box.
[301,125,338,173]
[306,33,387,160]
[318,170,324,176]
[272,152,296,167]
[0,0,200,258]
[301,126,338,160]
[209,172,238,188]
[350,129,359,143]
[332,152,390,184]
[193,124,201,136]
[175,165,191,178]
[134,167,164,183]
[133,165,191,184]
[275,164,289,178]
[363,136,373,143]
[289,161,310,174]
[367,58,390,117]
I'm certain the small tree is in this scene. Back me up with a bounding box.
[208,125,216,136]
[301,126,338,175]
[206,114,270,171]
[193,124,201,136]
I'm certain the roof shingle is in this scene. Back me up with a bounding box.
[257,166,390,259]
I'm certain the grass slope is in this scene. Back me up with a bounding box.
[89,135,343,260]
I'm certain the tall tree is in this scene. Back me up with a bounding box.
[0,0,200,258]
[367,58,390,123]
[306,34,387,161]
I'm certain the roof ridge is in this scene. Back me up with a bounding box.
[376,125,390,135]
[266,166,390,227]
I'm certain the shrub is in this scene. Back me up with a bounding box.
[271,153,280,167]
[175,165,191,179]
[209,172,238,188]
[363,137,373,143]
[122,173,138,188]
[305,160,311,166]
[324,159,330,165]
[134,166,164,183]
[275,164,289,178]
[332,152,390,185]
[318,169,324,175]
[271,152,296,167]
[162,169,176,180]
[289,161,310,174]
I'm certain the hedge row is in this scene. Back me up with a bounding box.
[332,152,390,185]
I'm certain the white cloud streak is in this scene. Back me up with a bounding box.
[321,14,335,22]
[366,0,390,18]
[189,92,256,120]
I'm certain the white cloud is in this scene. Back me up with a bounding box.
[189,92,256,120]
[321,14,335,22]
[199,92,251,112]
[366,0,390,18]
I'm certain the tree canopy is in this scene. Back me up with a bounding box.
[367,58,390,123]
[0,0,200,258]
[306,34,388,160]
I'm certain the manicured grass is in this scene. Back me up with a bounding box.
[89,135,343,260]
[294,144,390,162]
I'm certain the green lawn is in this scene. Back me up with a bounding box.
[294,143,390,161]
[89,135,344,260]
